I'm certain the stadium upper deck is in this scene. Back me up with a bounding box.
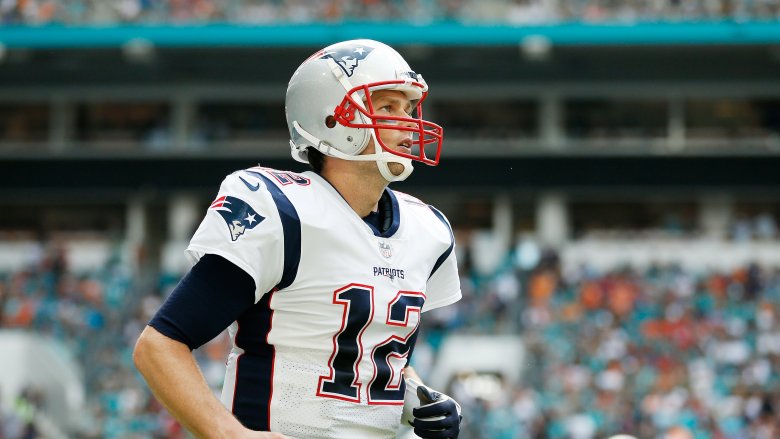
[1,4,780,193]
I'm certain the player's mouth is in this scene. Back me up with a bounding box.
[398,138,413,153]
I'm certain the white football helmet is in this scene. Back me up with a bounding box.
[285,39,443,182]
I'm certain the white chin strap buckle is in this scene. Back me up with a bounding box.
[377,156,414,182]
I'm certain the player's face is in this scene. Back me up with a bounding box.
[361,89,417,176]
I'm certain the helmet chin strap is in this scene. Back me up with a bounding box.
[291,121,414,182]
[376,157,413,182]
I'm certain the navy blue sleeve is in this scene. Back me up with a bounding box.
[149,254,256,350]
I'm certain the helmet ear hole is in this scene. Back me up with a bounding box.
[325,115,337,128]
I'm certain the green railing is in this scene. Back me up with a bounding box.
[1,21,780,48]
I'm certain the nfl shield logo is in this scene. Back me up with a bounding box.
[379,241,392,259]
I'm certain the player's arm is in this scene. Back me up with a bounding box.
[401,206,463,438]
[133,254,291,439]
[402,367,463,439]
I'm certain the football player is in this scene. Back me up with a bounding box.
[134,39,463,439]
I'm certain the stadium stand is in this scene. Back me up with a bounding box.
[2,0,780,25]
[2,234,779,437]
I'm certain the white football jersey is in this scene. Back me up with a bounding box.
[185,166,461,438]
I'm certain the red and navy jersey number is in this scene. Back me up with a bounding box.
[369,292,425,403]
[317,284,425,404]
[317,284,375,402]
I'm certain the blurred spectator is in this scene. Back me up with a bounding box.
[0,390,24,439]
[663,425,694,439]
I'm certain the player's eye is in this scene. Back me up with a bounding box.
[408,100,419,117]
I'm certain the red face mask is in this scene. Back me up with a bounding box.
[331,80,444,166]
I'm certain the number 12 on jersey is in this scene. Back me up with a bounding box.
[316,283,425,405]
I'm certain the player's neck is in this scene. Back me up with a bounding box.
[321,165,387,218]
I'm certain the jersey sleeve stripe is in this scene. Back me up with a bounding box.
[246,170,301,290]
[427,205,455,279]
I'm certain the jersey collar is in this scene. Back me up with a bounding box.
[363,189,400,238]
[307,171,402,238]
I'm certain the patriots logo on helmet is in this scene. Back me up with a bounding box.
[321,45,374,77]
[399,70,419,81]
[210,196,264,241]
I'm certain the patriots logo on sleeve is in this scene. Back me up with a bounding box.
[210,196,265,241]
[321,45,374,77]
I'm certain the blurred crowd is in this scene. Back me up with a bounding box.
[1,237,779,438]
[418,247,780,438]
[0,242,177,439]
[2,0,780,25]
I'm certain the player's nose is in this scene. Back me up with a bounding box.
[398,116,417,129]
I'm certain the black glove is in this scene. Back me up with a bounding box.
[409,384,462,439]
